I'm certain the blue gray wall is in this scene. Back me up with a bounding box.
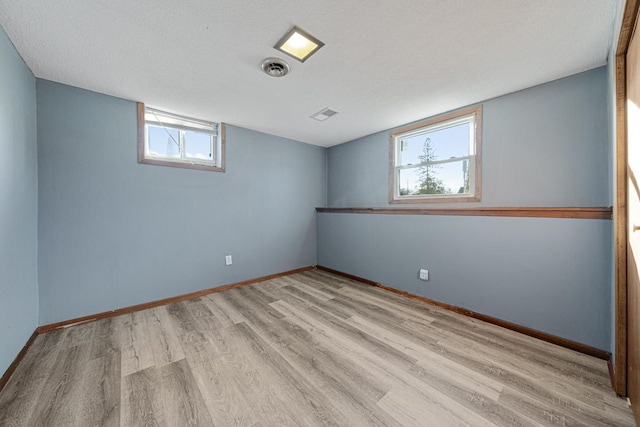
[36,80,326,324]
[319,67,613,350]
[0,28,39,375]
[328,67,609,208]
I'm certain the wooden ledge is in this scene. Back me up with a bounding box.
[316,206,612,220]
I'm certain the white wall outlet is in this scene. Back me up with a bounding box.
[419,269,429,281]
[225,255,232,266]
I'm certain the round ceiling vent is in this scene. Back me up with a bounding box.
[260,57,290,77]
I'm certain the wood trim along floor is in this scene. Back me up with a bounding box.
[316,266,612,362]
[316,207,613,220]
[0,330,38,393]
[1,266,313,394]
[1,265,616,398]
[37,266,314,334]
[2,269,632,425]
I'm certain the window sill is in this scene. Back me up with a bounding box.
[138,157,225,172]
[390,194,481,204]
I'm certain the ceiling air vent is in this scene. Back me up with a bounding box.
[260,57,290,77]
[311,108,339,121]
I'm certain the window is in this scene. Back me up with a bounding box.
[137,103,225,172]
[389,105,482,203]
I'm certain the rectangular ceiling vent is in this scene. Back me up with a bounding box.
[311,108,339,121]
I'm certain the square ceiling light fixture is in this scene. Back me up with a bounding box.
[274,26,324,62]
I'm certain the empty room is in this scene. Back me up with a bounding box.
[1,0,640,426]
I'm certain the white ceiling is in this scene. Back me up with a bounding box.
[0,0,617,147]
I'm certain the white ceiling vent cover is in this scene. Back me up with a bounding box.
[311,108,339,121]
[260,57,290,77]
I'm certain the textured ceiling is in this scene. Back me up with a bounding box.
[0,0,617,147]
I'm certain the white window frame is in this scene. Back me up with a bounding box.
[137,103,225,172]
[389,105,482,203]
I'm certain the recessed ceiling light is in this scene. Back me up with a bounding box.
[274,26,324,63]
[311,108,339,121]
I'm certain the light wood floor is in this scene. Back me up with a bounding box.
[0,270,635,426]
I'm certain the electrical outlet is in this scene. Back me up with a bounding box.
[419,269,429,281]
[225,255,232,266]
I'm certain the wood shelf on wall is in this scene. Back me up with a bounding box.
[315,206,613,220]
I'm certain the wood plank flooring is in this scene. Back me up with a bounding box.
[0,270,635,426]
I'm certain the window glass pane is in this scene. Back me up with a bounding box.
[399,122,470,166]
[398,167,421,196]
[148,125,180,158]
[436,160,470,194]
[184,130,212,161]
[399,159,470,196]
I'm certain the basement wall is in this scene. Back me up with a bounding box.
[36,80,326,324]
[0,27,39,375]
[319,67,612,350]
